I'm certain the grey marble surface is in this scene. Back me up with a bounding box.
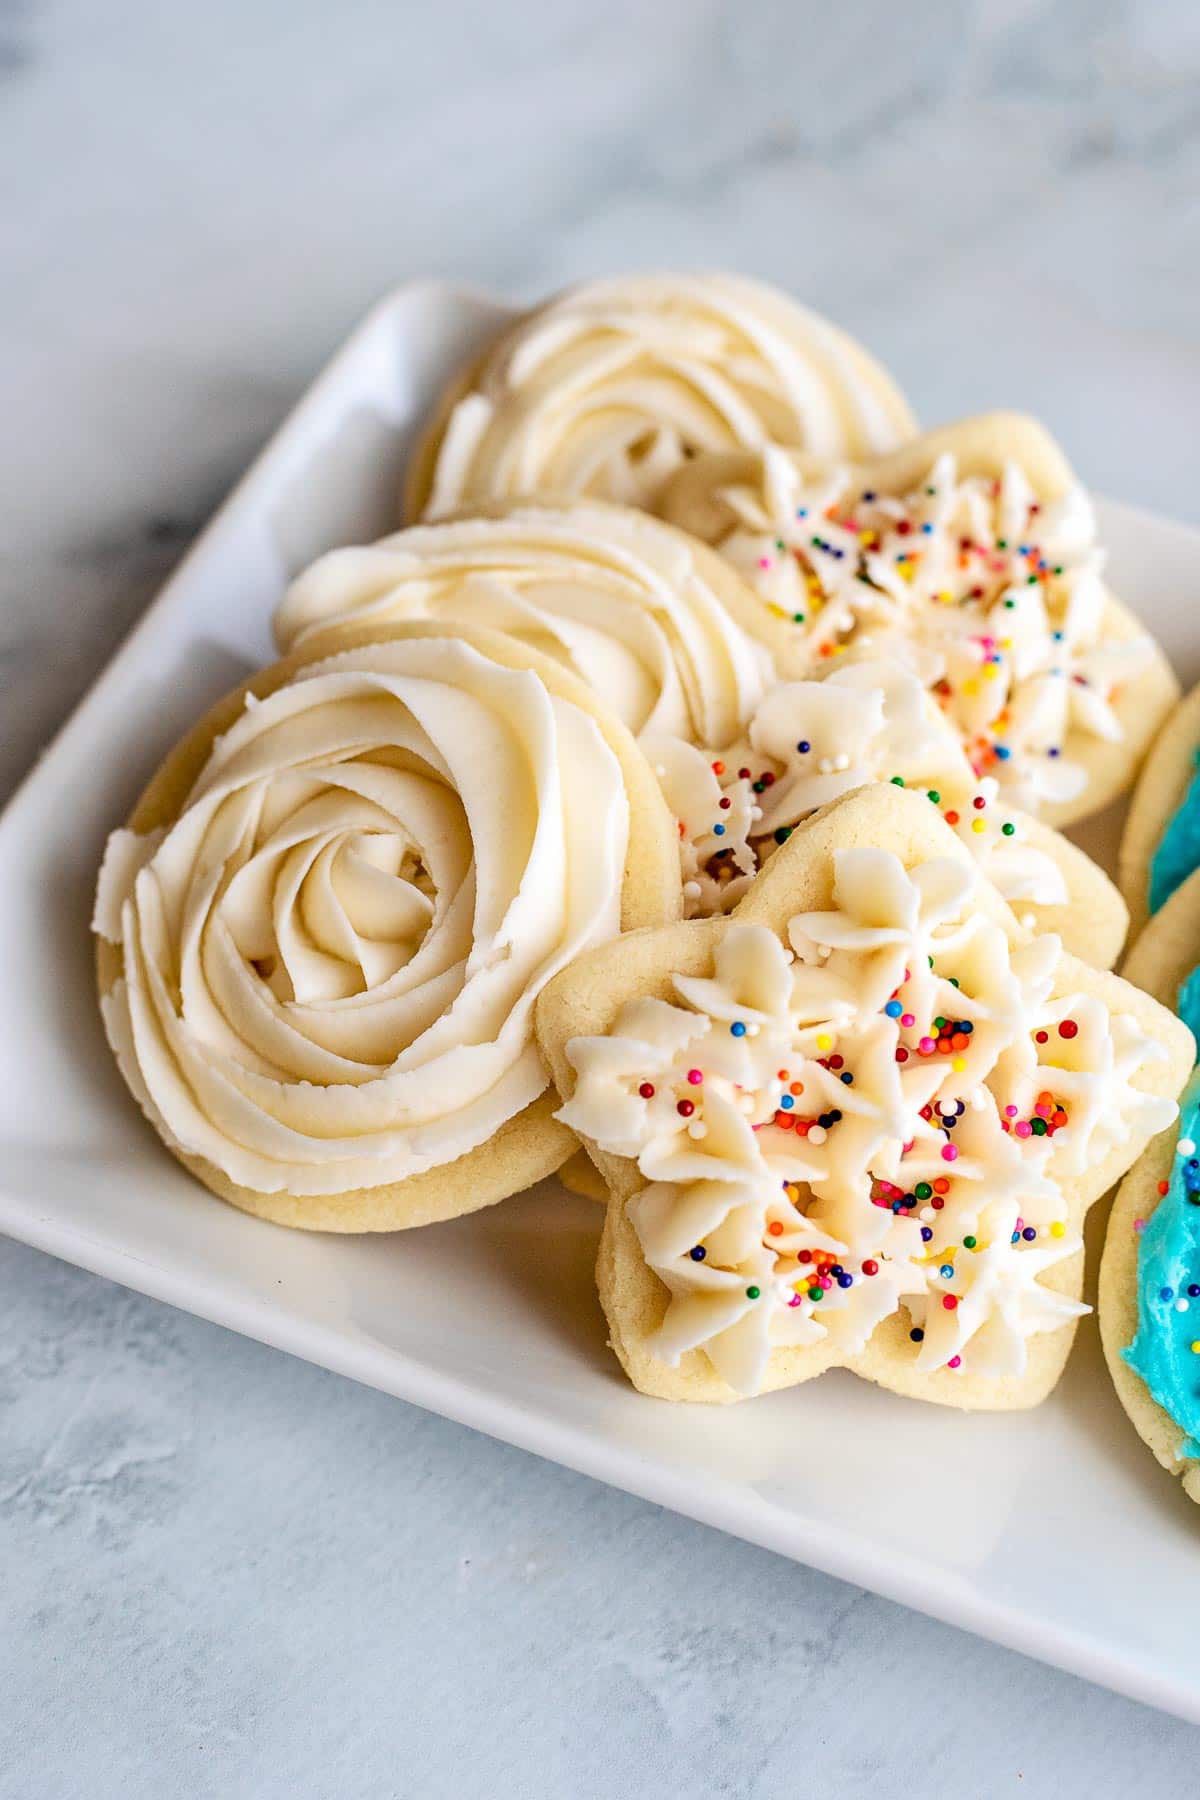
[3,2,1200,1794]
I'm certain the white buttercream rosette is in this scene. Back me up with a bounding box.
[274,504,780,750]
[272,504,801,926]
[409,273,915,518]
[94,633,636,1211]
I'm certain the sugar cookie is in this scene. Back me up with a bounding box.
[536,785,1189,1405]
[1118,680,1200,943]
[93,622,681,1231]
[1099,861,1200,1503]
[662,414,1177,830]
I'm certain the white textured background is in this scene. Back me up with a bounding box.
[3,3,1200,1793]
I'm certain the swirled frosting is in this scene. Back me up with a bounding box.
[93,636,629,1197]
[274,507,776,751]
[675,446,1154,814]
[561,849,1173,1395]
[274,507,781,920]
[418,274,915,517]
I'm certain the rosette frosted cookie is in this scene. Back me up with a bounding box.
[274,501,803,739]
[404,272,915,520]
[662,413,1177,829]
[536,784,1189,1406]
[92,623,681,1231]
[1100,832,1200,1503]
[1118,680,1200,942]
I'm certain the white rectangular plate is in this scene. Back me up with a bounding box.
[3,283,1199,1721]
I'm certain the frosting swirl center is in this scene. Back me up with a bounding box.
[94,637,630,1197]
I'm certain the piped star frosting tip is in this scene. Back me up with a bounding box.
[536,783,1192,1407]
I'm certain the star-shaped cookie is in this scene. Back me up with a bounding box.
[536,784,1192,1407]
[661,412,1178,832]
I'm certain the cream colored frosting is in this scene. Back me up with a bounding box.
[274,506,776,751]
[659,659,1070,917]
[421,274,915,517]
[275,508,780,920]
[275,512,1069,925]
[679,447,1153,814]
[561,850,1174,1394]
[93,637,629,1196]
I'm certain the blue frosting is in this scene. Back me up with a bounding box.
[1124,744,1200,1457]
[1123,1067,1200,1459]
[1149,751,1200,915]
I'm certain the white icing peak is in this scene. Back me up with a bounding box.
[658,658,1070,919]
[422,274,913,517]
[94,637,630,1198]
[694,448,1153,814]
[561,849,1174,1395]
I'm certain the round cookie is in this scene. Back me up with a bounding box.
[1118,680,1200,942]
[404,272,916,520]
[93,621,682,1232]
[1099,870,1200,1504]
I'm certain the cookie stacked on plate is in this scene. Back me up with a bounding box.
[94,272,1191,1435]
[1096,682,1200,1504]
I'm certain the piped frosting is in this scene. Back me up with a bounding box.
[562,849,1173,1395]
